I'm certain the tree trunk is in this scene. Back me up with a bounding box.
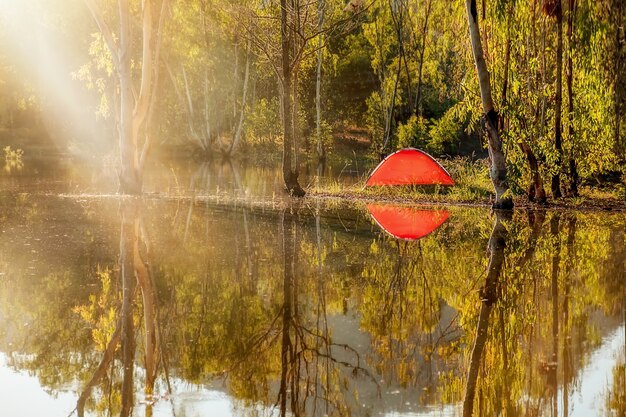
[382,59,401,155]
[280,0,305,196]
[613,0,625,161]
[227,38,252,155]
[414,0,431,117]
[565,0,578,196]
[117,0,141,194]
[392,0,412,113]
[501,5,546,204]
[552,1,564,198]
[463,212,508,417]
[519,140,547,203]
[315,0,325,161]
[84,0,169,195]
[465,0,512,209]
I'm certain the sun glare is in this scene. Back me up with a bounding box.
[0,0,109,157]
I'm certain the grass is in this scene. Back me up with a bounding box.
[308,157,626,211]
[310,157,494,206]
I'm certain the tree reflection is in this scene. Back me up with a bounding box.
[276,208,376,416]
[463,210,508,417]
[0,195,624,416]
[75,199,163,417]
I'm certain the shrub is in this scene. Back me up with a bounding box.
[245,98,281,144]
[396,115,428,149]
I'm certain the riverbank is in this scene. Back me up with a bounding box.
[307,181,626,212]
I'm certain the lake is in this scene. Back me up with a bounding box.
[0,154,624,416]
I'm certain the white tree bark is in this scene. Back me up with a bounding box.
[83,0,170,194]
[465,0,512,209]
[228,38,252,155]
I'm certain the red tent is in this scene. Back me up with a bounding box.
[366,148,454,187]
[367,203,449,240]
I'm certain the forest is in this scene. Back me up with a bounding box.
[1,2,625,416]
[0,0,625,204]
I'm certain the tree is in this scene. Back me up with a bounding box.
[83,0,170,194]
[279,0,306,196]
[465,0,512,209]
[607,0,626,162]
[315,0,326,161]
[545,0,564,198]
[498,0,547,203]
[412,0,432,118]
[565,0,579,196]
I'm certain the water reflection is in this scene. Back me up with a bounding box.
[367,203,449,240]
[462,210,508,417]
[0,195,624,416]
[0,152,364,197]
[74,200,161,417]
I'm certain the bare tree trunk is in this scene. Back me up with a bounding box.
[391,0,412,112]
[521,0,548,203]
[315,0,326,161]
[465,0,512,209]
[117,0,141,194]
[292,69,300,173]
[540,17,548,139]
[520,141,547,202]
[565,0,578,196]
[463,212,508,417]
[280,0,305,196]
[612,0,625,161]
[227,38,252,156]
[381,69,400,156]
[83,0,169,195]
[501,4,546,204]
[552,1,564,198]
[170,64,207,150]
[414,0,431,117]
[382,0,405,155]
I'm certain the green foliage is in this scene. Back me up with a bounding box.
[3,145,23,173]
[396,115,428,149]
[244,98,281,144]
[313,119,334,154]
[365,90,385,149]
[427,110,462,155]
[2,0,625,199]
[72,33,115,120]
[395,111,461,155]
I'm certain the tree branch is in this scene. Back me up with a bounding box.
[83,0,120,71]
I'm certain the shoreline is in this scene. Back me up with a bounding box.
[307,189,626,212]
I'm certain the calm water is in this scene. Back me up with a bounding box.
[0,155,624,417]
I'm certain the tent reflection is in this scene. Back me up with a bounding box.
[367,203,449,240]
